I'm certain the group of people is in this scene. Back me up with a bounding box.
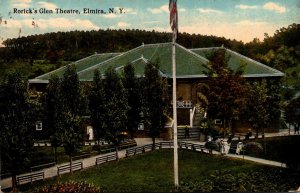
[219,139,243,155]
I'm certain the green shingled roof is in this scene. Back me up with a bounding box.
[29,42,283,83]
[34,52,120,81]
[77,42,209,81]
[190,47,284,77]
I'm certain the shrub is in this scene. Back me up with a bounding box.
[176,179,213,192]
[244,142,263,154]
[34,181,102,193]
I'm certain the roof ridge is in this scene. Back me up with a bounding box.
[77,44,144,75]
[142,42,172,47]
[190,47,222,51]
[175,43,209,63]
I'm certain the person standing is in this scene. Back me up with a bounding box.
[220,140,225,155]
[294,124,299,134]
[184,125,190,138]
[236,141,243,155]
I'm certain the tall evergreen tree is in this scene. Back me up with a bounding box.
[42,75,64,163]
[89,70,107,143]
[123,64,141,138]
[143,61,169,148]
[0,72,33,192]
[246,80,269,139]
[60,65,84,173]
[104,67,129,159]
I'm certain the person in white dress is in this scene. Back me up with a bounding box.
[236,141,243,155]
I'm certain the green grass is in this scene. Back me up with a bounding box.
[14,149,300,192]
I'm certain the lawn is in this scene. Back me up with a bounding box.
[244,135,300,166]
[15,149,300,193]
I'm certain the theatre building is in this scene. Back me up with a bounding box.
[29,42,284,140]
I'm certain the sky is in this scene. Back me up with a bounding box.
[0,0,299,47]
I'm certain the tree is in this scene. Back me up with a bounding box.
[204,49,248,135]
[143,61,169,148]
[104,67,129,159]
[123,64,141,138]
[284,96,300,134]
[0,72,33,192]
[266,79,282,130]
[60,65,84,173]
[42,75,64,163]
[89,70,107,143]
[247,80,269,139]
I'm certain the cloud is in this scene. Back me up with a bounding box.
[235,4,259,10]
[125,8,137,14]
[2,19,22,28]
[235,20,267,26]
[180,20,277,43]
[143,21,160,24]
[11,0,31,3]
[103,14,119,18]
[11,3,31,8]
[178,8,186,12]
[197,8,223,14]
[263,2,286,13]
[37,2,57,10]
[11,0,32,8]
[117,22,131,28]
[147,5,168,14]
[28,18,99,30]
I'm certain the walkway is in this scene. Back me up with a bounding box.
[0,138,163,191]
[1,131,299,191]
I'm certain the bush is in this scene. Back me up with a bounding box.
[34,181,102,193]
[175,169,300,192]
[244,142,263,154]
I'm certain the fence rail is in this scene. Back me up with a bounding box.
[125,141,209,158]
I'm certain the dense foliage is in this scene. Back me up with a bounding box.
[0,29,244,63]
[35,181,102,193]
[143,61,169,146]
[0,72,34,191]
[42,75,64,163]
[103,68,129,158]
[177,168,299,192]
[123,64,141,138]
[88,70,107,143]
[204,49,248,133]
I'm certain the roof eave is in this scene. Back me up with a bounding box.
[28,79,49,84]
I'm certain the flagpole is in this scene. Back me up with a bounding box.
[172,31,179,187]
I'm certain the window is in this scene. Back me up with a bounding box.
[36,121,42,130]
[138,123,144,130]
[214,119,222,125]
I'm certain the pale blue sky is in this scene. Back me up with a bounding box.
[0,0,299,46]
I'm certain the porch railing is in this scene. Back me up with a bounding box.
[171,100,193,108]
